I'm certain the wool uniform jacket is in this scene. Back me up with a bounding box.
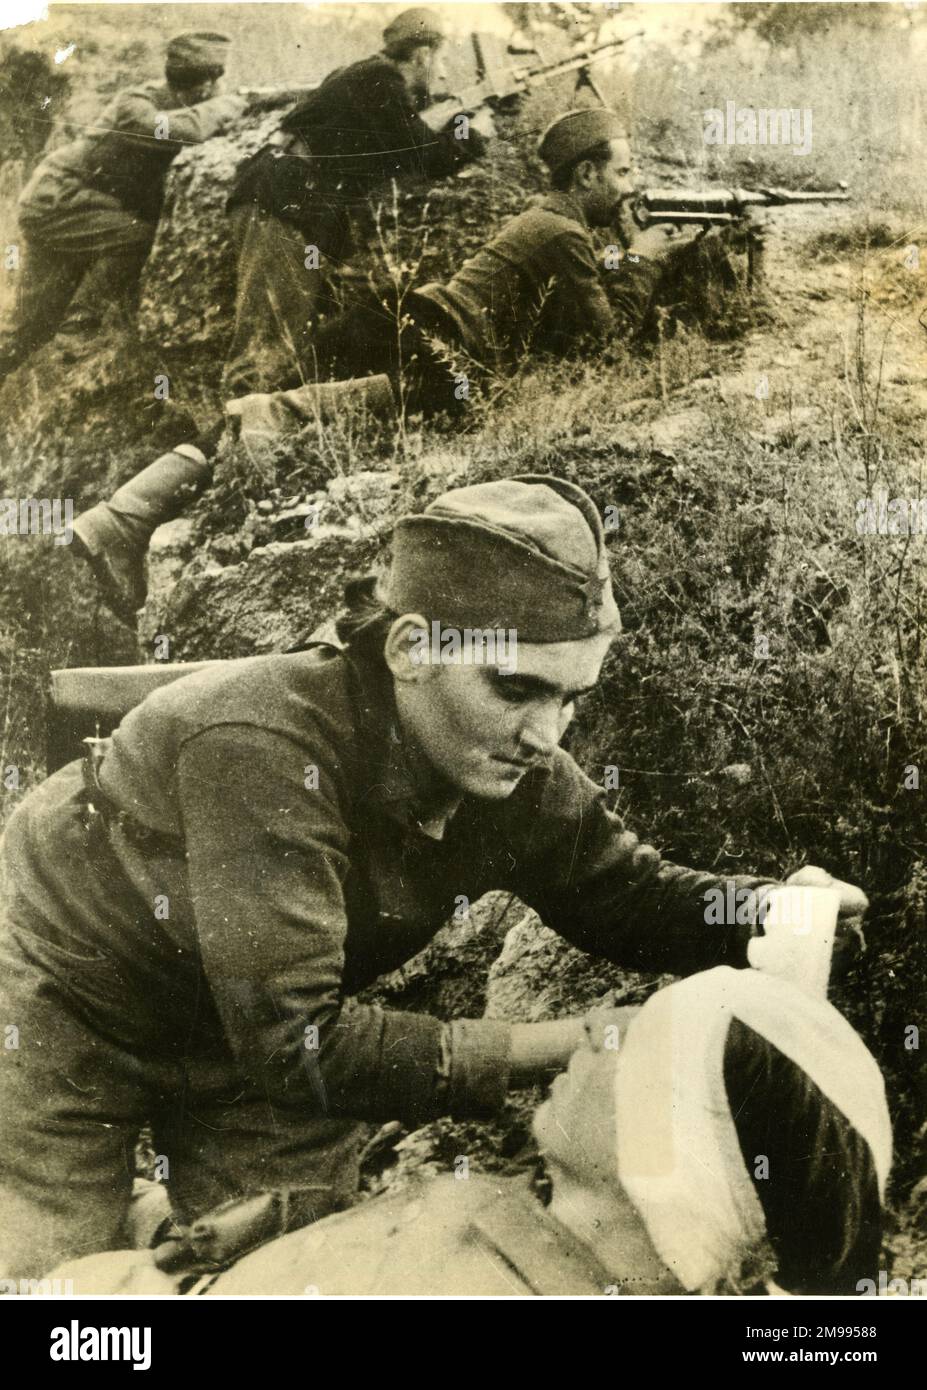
[1,645,770,1125]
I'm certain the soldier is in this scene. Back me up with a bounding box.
[294,105,694,392]
[0,33,246,379]
[0,476,869,1282]
[48,966,891,1296]
[222,6,493,395]
[69,108,691,621]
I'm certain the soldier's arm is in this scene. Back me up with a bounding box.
[175,723,512,1123]
[536,228,660,354]
[509,750,777,976]
[368,65,485,179]
[108,87,246,153]
[605,249,664,336]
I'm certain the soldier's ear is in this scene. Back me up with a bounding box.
[570,157,596,193]
[384,614,438,682]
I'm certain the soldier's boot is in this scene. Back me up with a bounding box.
[72,443,212,622]
[225,374,397,443]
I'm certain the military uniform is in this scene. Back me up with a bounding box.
[287,190,662,414]
[415,191,659,369]
[51,1174,618,1296]
[0,639,768,1280]
[223,45,485,394]
[0,37,243,374]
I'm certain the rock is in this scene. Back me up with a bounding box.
[144,518,198,617]
[485,914,668,1023]
[746,405,822,444]
[139,529,382,660]
[270,501,326,541]
[623,406,712,453]
[326,470,400,514]
[139,467,400,658]
[364,892,525,1022]
[721,762,753,786]
[910,1175,927,1234]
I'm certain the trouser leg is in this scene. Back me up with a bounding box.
[223,204,347,397]
[59,239,153,334]
[303,295,401,383]
[154,1070,365,1235]
[75,443,216,550]
[71,441,216,621]
[305,289,469,420]
[0,918,154,1281]
[0,235,86,374]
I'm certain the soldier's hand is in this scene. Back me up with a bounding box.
[582,995,642,1052]
[420,97,464,132]
[211,93,249,126]
[469,105,496,141]
[628,223,703,261]
[785,865,868,974]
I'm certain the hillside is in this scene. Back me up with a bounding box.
[0,2,925,1289]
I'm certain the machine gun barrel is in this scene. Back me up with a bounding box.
[635,184,849,226]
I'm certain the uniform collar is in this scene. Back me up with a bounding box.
[538,190,590,229]
[345,648,463,840]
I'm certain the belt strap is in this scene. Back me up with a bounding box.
[79,736,183,855]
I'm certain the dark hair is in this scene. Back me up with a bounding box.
[334,575,398,662]
[165,62,224,92]
[724,1017,883,1295]
[549,139,614,192]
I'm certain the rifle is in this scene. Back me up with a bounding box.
[47,663,221,771]
[633,184,850,284]
[237,84,321,111]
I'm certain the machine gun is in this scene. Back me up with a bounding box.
[239,31,641,122]
[421,31,641,129]
[633,184,850,284]
[634,184,850,228]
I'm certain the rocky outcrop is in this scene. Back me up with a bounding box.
[140,468,398,659]
[136,100,538,378]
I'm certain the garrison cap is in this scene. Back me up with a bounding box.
[538,107,627,174]
[383,7,445,54]
[382,475,621,643]
[165,32,231,73]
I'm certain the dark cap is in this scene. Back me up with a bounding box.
[381,475,620,642]
[382,7,445,54]
[165,32,231,72]
[538,107,627,174]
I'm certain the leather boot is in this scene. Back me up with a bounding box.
[72,444,212,622]
[225,374,397,443]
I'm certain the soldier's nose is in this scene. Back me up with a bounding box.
[518,712,560,759]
